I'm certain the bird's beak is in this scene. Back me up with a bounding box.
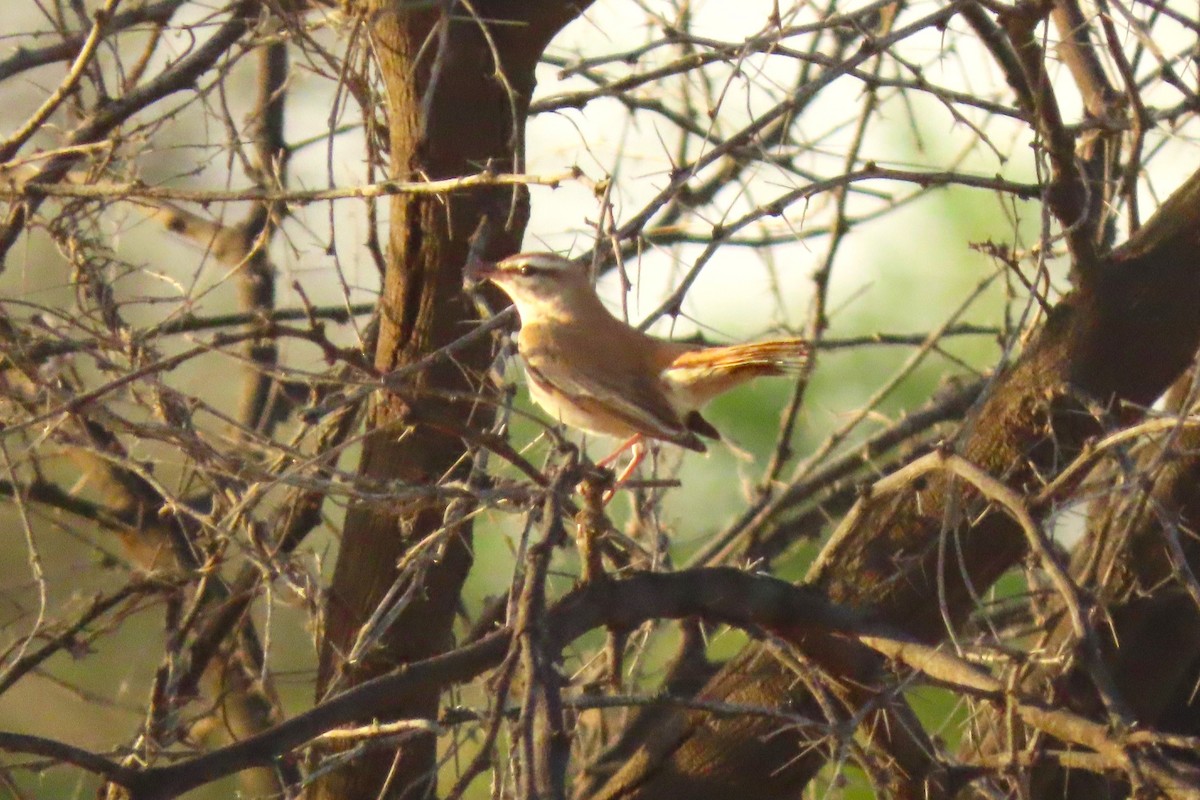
[463,257,497,289]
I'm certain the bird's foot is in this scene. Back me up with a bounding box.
[601,440,647,505]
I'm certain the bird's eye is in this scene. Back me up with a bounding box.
[517,265,534,276]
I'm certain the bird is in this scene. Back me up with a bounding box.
[466,252,809,488]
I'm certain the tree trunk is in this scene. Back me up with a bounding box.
[312,3,589,799]
[582,168,1200,800]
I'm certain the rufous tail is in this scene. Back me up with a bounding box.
[670,338,809,375]
[665,338,809,404]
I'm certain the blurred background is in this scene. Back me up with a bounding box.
[0,0,1193,795]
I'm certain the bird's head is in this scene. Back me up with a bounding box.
[466,252,596,322]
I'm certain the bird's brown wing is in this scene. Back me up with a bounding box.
[523,351,707,452]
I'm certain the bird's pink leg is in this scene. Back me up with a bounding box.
[596,434,642,468]
[602,439,647,505]
[611,439,647,485]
